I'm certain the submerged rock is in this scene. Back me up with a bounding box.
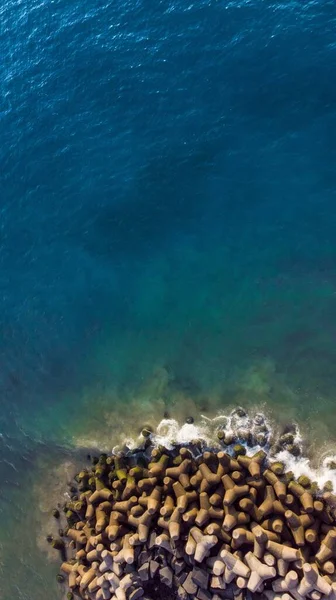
[297,474,311,488]
[231,407,247,418]
[287,443,301,457]
[232,443,246,457]
[141,426,154,438]
[253,413,265,426]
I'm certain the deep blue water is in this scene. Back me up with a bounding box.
[1,0,336,597]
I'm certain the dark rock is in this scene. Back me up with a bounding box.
[154,549,168,566]
[171,557,185,575]
[171,543,184,559]
[138,563,149,582]
[175,572,187,586]
[186,417,194,424]
[128,586,144,600]
[150,560,160,578]
[125,564,137,574]
[183,572,198,596]
[197,589,212,600]
[139,550,151,566]
[160,566,173,587]
[134,548,142,565]
[144,581,177,600]
[56,574,64,583]
[183,552,195,568]
[191,567,209,590]
[52,509,60,519]
[177,587,189,600]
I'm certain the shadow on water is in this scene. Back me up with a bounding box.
[79,137,269,264]
[80,142,216,259]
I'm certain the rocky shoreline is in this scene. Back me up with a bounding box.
[50,415,336,600]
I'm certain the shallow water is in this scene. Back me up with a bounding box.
[1,0,336,597]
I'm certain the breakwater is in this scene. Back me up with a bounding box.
[50,411,336,600]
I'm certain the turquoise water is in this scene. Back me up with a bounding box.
[1,0,336,597]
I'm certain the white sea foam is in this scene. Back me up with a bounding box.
[154,418,212,448]
[136,407,336,490]
[74,405,336,489]
[273,450,336,490]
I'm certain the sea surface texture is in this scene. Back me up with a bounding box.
[1,0,336,597]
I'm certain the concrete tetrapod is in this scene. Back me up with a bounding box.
[53,443,336,600]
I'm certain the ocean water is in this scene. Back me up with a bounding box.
[1,0,336,597]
